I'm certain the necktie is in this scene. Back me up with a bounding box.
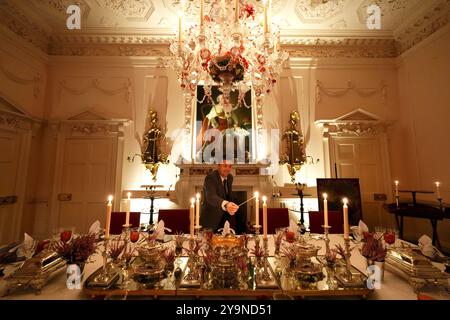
[223,179,228,199]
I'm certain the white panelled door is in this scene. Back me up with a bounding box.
[0,129,21,244]
[331,136,389,228]
[56,137,116,234]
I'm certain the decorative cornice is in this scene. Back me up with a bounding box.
[287,42,397,59]
[48,43,171,56]
[0,1,49,54]
[395,0,450,54]
[0,0,448,58]
[71,123,118,135]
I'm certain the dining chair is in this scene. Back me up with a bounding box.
[308,210,343,234]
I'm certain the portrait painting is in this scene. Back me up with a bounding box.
[195,86,252,163]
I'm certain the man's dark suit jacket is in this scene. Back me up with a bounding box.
[200,170,245,233]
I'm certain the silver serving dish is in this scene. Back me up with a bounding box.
[2,249,66,296]
[293,243,320,260]
[132,242,166,284]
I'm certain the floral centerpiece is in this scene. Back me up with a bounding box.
[208,52,248,84]
[53,232,99,270]
[361,234,387,263]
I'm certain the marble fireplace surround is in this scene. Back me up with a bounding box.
[174,163,274,225]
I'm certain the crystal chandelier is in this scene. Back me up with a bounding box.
[170,0,289,108]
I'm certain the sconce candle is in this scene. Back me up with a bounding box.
[262,196,268,239]
[343,198,349,240]
[105,195,113,239]
[323,193,328,227]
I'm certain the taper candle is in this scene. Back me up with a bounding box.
[254,191,259,226]
[190,198,195,239]
[436,182,441,199]
[125,192,131,226]
[105,195,113,239]
[323,193,329,227]
[343,198,349,240]
[394,180,399,197]
[262,196,268,239]
[195,193,200,227]
[234,0,239,23]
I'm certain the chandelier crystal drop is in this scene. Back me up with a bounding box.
[170,0,289,107]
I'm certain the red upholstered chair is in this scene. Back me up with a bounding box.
[157,209,190,234]
[110,212,141,235]
[258,208,290,234]
[308,211,343,234]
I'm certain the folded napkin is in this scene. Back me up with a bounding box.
[358,220,369,233]
[222,221,231,236]
[288,219,298,234]
[16,233,35,258]
[418,234,443,259]
[155,220,172,241]
[89,220,100,235]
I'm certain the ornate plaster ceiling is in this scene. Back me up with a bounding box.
[0,0,449,57]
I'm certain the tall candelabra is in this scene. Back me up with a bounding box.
[335,237,364,287]
[322,225,331,255]
[184,238,200,282]
[92,237,117,286]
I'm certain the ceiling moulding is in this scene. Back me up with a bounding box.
[0,1,49,54]
[48,43,172,56]
[395,0,450,55]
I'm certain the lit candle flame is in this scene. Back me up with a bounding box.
[323,193,327,199]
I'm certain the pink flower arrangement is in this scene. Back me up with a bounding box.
[53,233,98,265]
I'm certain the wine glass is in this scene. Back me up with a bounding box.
[130,228,140,243]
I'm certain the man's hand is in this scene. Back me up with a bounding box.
[225,202,239,215]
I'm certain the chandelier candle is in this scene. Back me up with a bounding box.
[195,193,200,227]
[343,198,349,240]
[190,198,195,239]
[200,0,204,27]
[323,193,329,227]
[262,196,268,240]
[105,195,113,239]
[263,0,269,34]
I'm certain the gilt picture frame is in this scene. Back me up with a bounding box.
[194,85,253,163]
